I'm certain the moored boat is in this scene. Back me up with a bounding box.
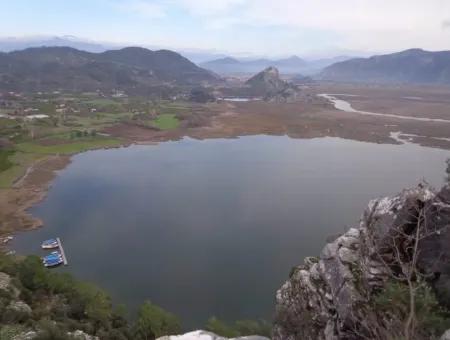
[41,238,59,249]
[42,251,62,263]
[43,256,63,267]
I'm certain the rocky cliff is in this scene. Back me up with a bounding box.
[273,183,450,340]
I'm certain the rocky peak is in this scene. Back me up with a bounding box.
[246,66,283,89]
[245,66,300,102]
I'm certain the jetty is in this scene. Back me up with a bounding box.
[56,237,68,266]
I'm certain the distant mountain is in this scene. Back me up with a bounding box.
[200,55,352,75]
[0,36,231,64]
[0,46,220,92]
[319,49,450,84]
[0,36,111,53]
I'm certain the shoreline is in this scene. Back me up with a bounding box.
[2,90,450,242]
[0,130,445,243]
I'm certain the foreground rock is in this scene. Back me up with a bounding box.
[273,183,450,339]
[157,330,269,340]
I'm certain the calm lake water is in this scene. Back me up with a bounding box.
[12,135,450,328]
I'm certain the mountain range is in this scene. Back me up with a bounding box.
[0,46,219,92]
[200,55,352,75]
[320,48,450,84]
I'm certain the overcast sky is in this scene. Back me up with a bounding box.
[2,0,450,57]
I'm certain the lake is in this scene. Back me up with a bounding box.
[12,135,450,328]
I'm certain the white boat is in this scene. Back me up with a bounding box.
[41,238,59,249]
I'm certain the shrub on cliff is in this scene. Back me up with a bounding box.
[133,300,181,339]
[205,317,271,337]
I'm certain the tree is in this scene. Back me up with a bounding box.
[74,281,112,327]
[369,192,450,339]
[17,256,48,291]
[133,301,180,340]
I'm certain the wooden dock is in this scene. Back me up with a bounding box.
[56,237,68,266]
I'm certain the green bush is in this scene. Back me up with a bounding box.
[17,256,49,291]
[33,320,73,340]
[133,301,181,339]
[205,317,271,338]
[235,319,271,337]
[206,317,239,338]
[0,324,27,340]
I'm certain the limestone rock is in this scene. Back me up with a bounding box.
[0,271,11,291]
[8,301,32,315]
[273,183,449,340]
[157,330,269,340]
[12,331,37,340]
[440,329,450,340]
[67,330,99,340]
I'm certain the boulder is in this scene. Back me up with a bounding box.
[441,329,450,340]
[12,331,37,340]
[0,271,11,291]
[8,301,32,315]
[67,330,99,340]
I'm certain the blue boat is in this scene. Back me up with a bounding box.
[41,238,59,249]
[43,257,63,267]
[42,251,62,262]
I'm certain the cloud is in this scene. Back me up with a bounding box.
[174,0,246,16]
[118,0,166,18]
[176,0,450,51]
[108,0,450,54]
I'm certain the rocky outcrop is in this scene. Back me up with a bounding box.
[7,300,32,315]
[0,271,12,291]
[67,330,100,340]
[246,67,287,93]
[245,67,300,102]
[273,183,450,340]
[157,330,270,340]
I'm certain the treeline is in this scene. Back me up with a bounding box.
[0,253,271,339]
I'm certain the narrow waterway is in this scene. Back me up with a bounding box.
[318,93,450,123]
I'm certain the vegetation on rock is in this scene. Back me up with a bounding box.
[0,253,181,339]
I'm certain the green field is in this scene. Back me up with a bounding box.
[16,137,122,155]
[153,114,180,130]
[0,149,14,172]
[0,152,45,188]
[83,98,121,106]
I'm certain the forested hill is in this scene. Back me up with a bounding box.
[0,46,220,92]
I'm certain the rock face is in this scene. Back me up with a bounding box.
[157,330,270,340]
[273,183,450,340]
[245,67,287,92]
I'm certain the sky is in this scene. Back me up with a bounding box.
[1,0,450,57]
